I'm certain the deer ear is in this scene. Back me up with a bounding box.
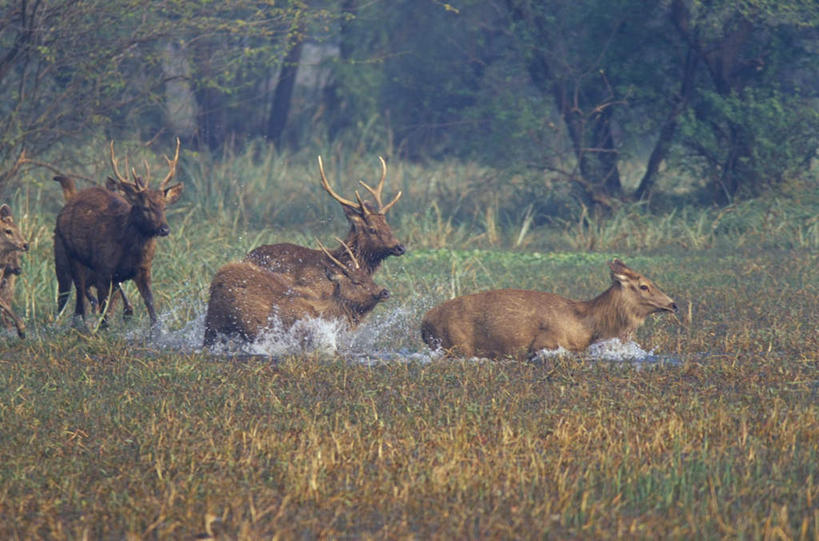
[164,183,183,204]
[341,202,366,220]
[324,267,343,283]
[609,259,637,284]
[118,182,141,200]
[0,204,11,220]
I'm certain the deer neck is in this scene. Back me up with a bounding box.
[581,285,643,342]
[337,233,381,274]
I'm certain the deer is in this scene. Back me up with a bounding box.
[421,259,678,360]
[54,139,183,329]
[53,175,134,318]
[204,240,390,347]
[244,156,404,285]
[0,204,30,338]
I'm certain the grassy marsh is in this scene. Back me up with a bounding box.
[0,146,817,538]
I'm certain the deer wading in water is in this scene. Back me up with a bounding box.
[421,259,677,360]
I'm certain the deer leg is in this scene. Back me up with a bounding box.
[69,260,89,329]
[54,236,73,315]
[0,300,25,338]
[134,268,158,327]
[117,283,134,319]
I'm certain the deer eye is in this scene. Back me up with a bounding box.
[4,229,12,235]
[639,284,649,291]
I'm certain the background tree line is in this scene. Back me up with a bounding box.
[1,0,817,208]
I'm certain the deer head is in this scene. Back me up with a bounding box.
[609,259,678,317]
[317,238,390,311]
[0,204,29,254]
[109,138,184,237]
[318,156,405,265]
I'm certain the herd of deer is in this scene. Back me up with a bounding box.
[0,141,678,360]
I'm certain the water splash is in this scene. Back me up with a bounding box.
[140,298,678,368]
[534,338,680,367]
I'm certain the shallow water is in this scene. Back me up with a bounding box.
[140,300,680,367]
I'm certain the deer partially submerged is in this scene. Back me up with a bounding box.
[0,204,29,338]
[54,139,183,329]
[421,259,677,360]
[245,156,404,283]
[204,240,390,347]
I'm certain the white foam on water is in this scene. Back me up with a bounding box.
[139,299,678,369]
[247,316,348,358]
[586,338,658,361]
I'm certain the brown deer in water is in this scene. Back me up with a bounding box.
[0,204,29,338]
[54,139,183,329]
[244,156,404,285]
[204,240,390,347]
[421,259,677,360]
[53,175,134,318]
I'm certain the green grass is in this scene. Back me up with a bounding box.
[0,146,817,538]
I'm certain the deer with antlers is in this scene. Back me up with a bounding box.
[204,239,390,347]
[245,156,404,281]
[53,175,134,319]
[54,139,183,329]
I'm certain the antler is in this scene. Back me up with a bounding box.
[357,156,402,214]
[109,138,180,191]
[109,141,140,189]
[334,236,360,270]
[159,137,181,191]
[318,156,358,209]
[316,238,349,272]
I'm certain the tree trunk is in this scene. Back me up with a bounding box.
[635,47,698,200]
[266,21,305,147]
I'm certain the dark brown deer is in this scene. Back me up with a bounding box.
[421,259,677,360]
[53,175,134,318]
[204,240,390,347]
[0,204,29,338]
[54,139,183,329]
[244,156,404,284]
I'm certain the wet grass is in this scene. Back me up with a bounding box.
[0,147,817,538]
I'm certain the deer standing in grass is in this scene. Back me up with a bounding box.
[54,139,183,329]
[421,259,677,360]
[53,175,134,318]
[0,204,29,338]
[204,240,390,346]
[244,156,404,284]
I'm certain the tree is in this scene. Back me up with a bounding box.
[0,0,321,193]
[641,0,819,203]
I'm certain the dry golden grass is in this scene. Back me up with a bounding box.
[0,240,816,538]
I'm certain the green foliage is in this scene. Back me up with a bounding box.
[678,88,819,199]
[2,0,818,206]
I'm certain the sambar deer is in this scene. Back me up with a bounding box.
[53,175,134,318]
[0,204,29,338]
[421,259,677,360]
[204,240,390,347]
[244,156,404,283]
[54,139,183,329]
